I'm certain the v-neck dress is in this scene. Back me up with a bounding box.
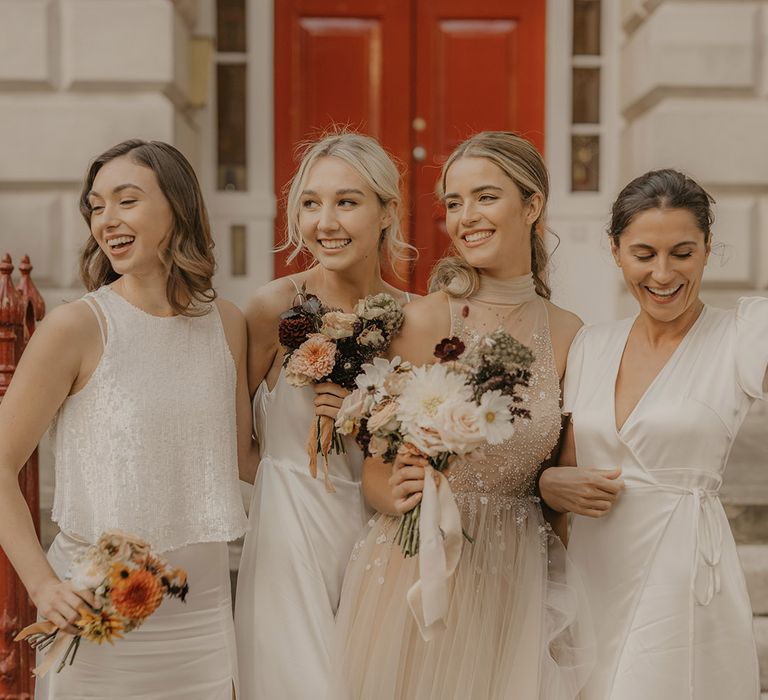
[564,298,767,700]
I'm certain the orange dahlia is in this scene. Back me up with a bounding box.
[77,608,124,645]
[109,565,164,620]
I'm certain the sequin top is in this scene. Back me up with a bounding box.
[446,293,562,503]
[51,286,248,552]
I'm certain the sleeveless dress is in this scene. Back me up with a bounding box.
[564,298,767,699]
[37,285,248,700]
[234,282,409,699]
[329,275,594,700]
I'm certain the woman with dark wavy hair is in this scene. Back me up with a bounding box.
[540,169,765,699]
[0,139,248,698]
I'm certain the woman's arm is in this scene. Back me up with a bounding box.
[541,306,624,519]
[361,293,450,512]
[241,281,293,483]
[539,418,623,518]
[216,299,256,485]
[0,303,97,632]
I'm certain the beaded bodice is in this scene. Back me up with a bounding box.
[51,286,247,552]
[445,282,562,502]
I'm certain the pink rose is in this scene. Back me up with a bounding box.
[367,400,400,433]
[435,400,485,454]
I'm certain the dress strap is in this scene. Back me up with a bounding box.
[404,291,411,303]
[288,276,302,296]
[81,294,108,347]
[445,293,467,339]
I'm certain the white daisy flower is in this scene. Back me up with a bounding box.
[476,390,515,444]
[397,364,473,427]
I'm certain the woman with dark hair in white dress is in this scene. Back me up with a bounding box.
[541,169,764,699]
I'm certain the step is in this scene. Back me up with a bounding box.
[722,404,768,544]
[739,545,768,615]
[757,616,768,692]
[725,504,768,544]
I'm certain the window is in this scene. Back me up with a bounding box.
[570,0,601,192]
[216,0,247,191]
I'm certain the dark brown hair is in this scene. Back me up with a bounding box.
[79,139,216,316]
[429,131,552,299]
[609,169,715,246]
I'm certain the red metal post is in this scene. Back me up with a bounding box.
[0,254,42,699]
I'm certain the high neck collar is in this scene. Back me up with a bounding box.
[473,272,537,304]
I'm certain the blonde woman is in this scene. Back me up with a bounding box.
[0,140,249,698]
[234,132,414,699]
[330,132,594,699]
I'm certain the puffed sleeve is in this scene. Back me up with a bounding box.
[562,324,588,414]
[735,296,768,399]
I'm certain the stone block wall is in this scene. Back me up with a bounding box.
[619,0,768,309]
[0,0,200,295]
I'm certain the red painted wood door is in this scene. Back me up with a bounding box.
[410,0,546,293]
[273,0,412,279]
[273,0,546,293]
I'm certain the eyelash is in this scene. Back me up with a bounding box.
[446,193,498,210]
[89,199,137,213]
[301,199,357,209]
[635,252,694,261]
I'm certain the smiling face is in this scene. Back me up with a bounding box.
[612,207,710,323]
[443,156,542,278]
[298,156,392,272]
[87,156,174,279]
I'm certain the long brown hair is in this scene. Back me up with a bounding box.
[79,139,216,316]
[429,131,552,299]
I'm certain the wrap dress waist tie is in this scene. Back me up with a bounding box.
[623,468,724,699]
[625,468,723,606]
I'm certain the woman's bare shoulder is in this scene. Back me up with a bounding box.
[389,291,451,364]
[543,299,584,347]
[243,275,303,330]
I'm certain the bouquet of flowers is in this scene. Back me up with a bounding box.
[278,287,404,492]
[15,530,188,677]
[336,330,535,557]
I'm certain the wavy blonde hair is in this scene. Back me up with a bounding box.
[79,139,216,316]
[278,130,416,272]
[429,131,552,299]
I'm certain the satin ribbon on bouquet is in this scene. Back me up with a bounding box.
[14,621,78,677]
[406,464,463,641]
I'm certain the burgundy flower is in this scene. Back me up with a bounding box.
[278,314,314,349]
[433,336,466,362]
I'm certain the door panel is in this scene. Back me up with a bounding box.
[273,0,546,293]
[411,0,546,292]
[274,0,412,278]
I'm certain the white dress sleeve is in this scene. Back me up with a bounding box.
[735,296,768,399]
[562,325,588,414]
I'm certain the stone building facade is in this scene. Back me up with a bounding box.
[1,0,767,688]
[2,0,766,317]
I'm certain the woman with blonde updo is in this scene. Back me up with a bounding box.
[234,131,414,699]
[329,131,594,699]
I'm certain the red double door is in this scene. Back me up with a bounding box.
[274,0,546,293]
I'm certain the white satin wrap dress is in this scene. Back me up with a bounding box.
[565,298,767,699]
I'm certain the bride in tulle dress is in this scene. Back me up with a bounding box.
[330,132,594,699]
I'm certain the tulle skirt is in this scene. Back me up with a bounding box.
[329,494,594,700]
[36,532,238,699]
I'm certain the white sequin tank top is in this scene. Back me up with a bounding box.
[51,286,247,552]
